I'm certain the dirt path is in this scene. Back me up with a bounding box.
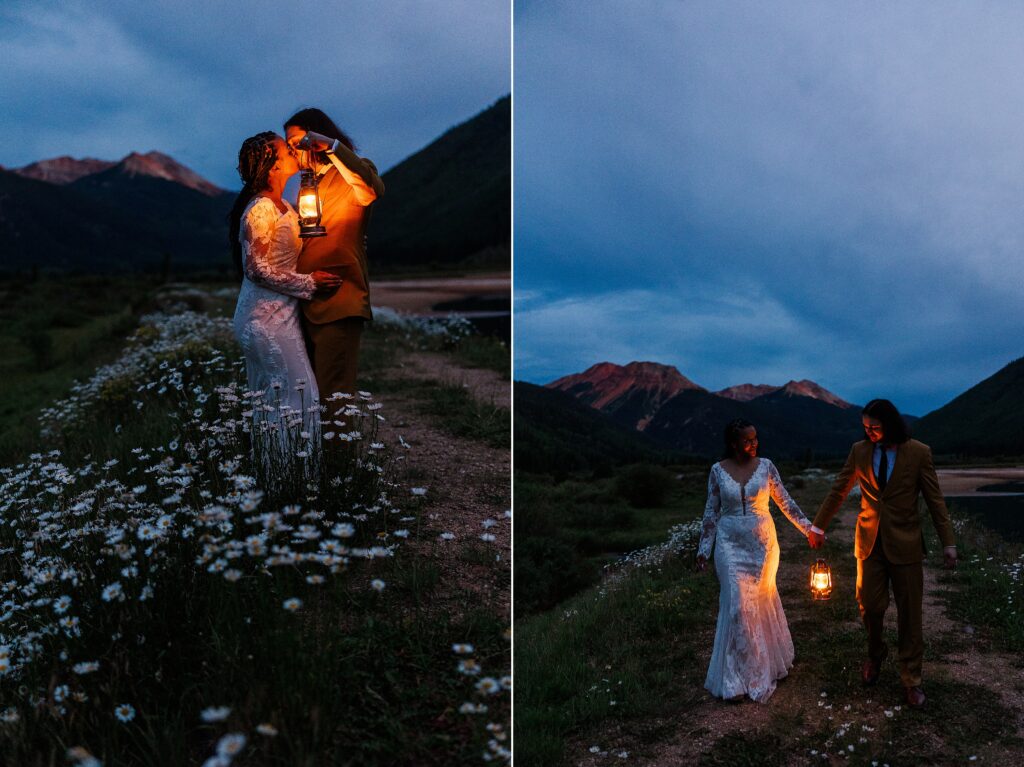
[400,351,510,409]
[571,476,1024,766]
[376,351,510,612]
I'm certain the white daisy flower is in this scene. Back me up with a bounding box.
[200,706,231,723]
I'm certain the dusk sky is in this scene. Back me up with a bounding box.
[514,1,1024,416]
[0,0,509,189]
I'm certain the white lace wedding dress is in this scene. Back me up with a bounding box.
[697,458,812,702]
[232,196,320,468]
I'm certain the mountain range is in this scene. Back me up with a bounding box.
[548,361,704,431]
[0,96,510,274]
[525,358,1024,465]
[530,361,864,463]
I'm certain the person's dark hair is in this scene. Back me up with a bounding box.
[284,107,355,165]
[227,131,278,276]
[723,418,757,459]
[861,398,911,444]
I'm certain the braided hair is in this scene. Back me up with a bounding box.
[227,131,279,276]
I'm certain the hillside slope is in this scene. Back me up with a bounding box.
[368,96,510,269]
[914,357,1024,455]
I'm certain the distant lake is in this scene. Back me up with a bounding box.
[946,492,1024,542]
[372,273,510,340]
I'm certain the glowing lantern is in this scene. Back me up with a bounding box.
[810,558,832,600]
[297,168,326,238]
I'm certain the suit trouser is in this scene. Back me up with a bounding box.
[856,536,924,688]
[305,316,365,420]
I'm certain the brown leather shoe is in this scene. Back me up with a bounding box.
[861,658,882,685]
[904,686,926,708]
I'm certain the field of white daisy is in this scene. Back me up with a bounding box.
[0,277,510,766]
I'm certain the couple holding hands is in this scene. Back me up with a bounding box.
[695,399,957,708]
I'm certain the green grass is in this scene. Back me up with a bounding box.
[362,364,510,451]
[514,555,717,765]
[515,469,707,614]
[418,383,509,448]
[929,503,1024,654]
[451,335,509,378]
[0,276,155,463]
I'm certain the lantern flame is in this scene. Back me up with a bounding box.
[298,190,319,220]
[296,167,326,238]
[810,558,832,600]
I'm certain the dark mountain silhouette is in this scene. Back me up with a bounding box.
[514,381,678,474]
[70,157,234,264]
[914,357,1024,456]
[547,361,703,431]
[0,168,162,272]
[368,96,510,269]
[642,388,862,460]
[0,151,232,273]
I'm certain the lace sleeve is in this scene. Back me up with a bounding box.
[242,199,316,300]
[697,466,721,559]
[766,460,811,536]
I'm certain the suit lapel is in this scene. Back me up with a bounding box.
[881,442,910,498]
[862,441,879,492]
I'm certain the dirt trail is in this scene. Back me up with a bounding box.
[572,478,1024,766]
[375,351,510,612]
[400,351,510,409]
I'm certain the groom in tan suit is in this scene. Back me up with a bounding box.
[284,108,385,416]
[808,399,957,708]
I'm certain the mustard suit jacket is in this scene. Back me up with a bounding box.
[297,149,384,324]
[812,439,956,564]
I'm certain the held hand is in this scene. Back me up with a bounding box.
[807,529,826,549]
[943,546,958,570]
[296,131,335,153]
[311,270,342,295]
[695,554,708,573]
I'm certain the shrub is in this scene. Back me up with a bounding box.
[614,463,676,508]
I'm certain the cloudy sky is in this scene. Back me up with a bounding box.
[0,0,509,189]
[514,1,1024,416]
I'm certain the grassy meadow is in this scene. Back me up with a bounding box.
[0,276,510,766]
[515,466,707,615]
[514,466,1024,766]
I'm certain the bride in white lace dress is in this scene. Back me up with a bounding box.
[227,132,341,469]
[695,419,814,703]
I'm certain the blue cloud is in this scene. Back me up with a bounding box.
[514,1,1024,415]
[0,0,509,188]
